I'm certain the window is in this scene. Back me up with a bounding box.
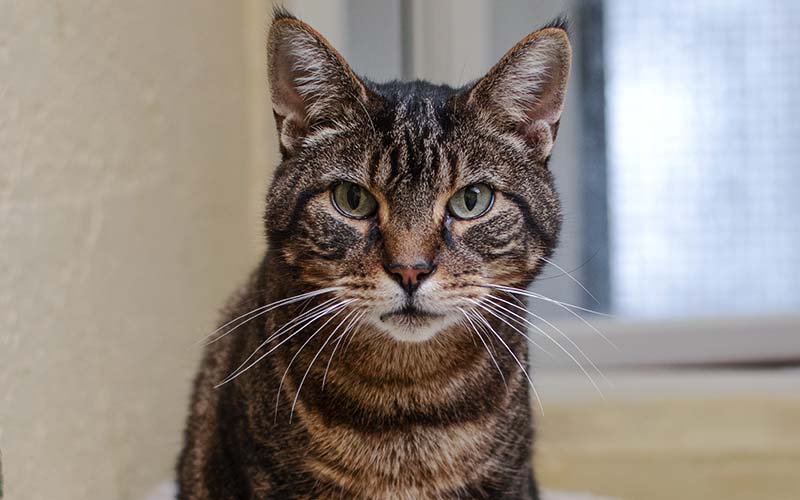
[606,0,800,318]
[287,0,800,365]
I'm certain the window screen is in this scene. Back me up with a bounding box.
[605,0,800,317]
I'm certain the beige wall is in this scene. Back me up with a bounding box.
[0,1,275,498]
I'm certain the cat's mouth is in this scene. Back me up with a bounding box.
[379,306,444,326]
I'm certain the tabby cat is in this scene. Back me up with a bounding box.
[178,9,571,499]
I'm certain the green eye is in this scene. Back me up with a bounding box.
[331,181,378,219]
[447,183,494,220]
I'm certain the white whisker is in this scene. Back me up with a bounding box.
[274,301,353,422]
[540,256,600,305]
[467,308,544,416]
[486,284,612,317]
[322,310,365,390]
[485,284,617,349]
[341,312,367,356]
[198,287,342,346]
[482,296,606,396]
[458,308,508,392]
[466,298,554,358]
[226,296,342,377]
[215,299,351,388]
[487,294,612,387]
[289,308,358,420]
[464,307,499,356]
[261,297,341,345]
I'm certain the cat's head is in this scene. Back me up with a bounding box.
[265,11,570,342]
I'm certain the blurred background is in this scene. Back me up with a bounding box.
[1,1,798,499]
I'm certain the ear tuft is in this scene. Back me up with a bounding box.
[268,14,367,156]
[271,5,298,23]
[539,15,571,35]
[468,24,571,161]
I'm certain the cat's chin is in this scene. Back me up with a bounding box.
[375,309,454,343]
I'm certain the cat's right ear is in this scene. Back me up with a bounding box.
[268,10,369,157]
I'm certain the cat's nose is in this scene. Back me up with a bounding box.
[385,262,435,294]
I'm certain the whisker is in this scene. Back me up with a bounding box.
[465,298,554,358]
[470,312,500,357]
[488,295,614,386]
[260,297,341,346]
[482,295,606,395]
[467,308,544,416]
[341,312,367,356]
[485,284,612,317]
[459,305,498,355]
[215,300,351,388]
[294,296,316,318]
[504,291,527,310]
[289,308,358,420]
[487,294,612,387]
[198,287,342,346]
[322,310,365,390]
[274,301,354,423]
[485,284,617,349]
[540,256,600,305]
[458,308,508,392]
[461,317,478,348]
[225,296,343,376]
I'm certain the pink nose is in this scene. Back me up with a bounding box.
[386,263,435,293]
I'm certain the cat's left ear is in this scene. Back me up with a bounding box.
[466,23,571,161]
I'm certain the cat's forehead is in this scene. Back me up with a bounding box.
[309,80,500,208]
[372,80,459,133]
[390,91,445,127]
[363,81,464,194]
[371,99,452,200]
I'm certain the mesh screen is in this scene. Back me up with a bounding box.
[605,0,800,317]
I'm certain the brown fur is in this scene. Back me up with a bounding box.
[178,9,571,499]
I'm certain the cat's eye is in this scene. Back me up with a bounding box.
[331,181,378,219]
[447,183,494,220]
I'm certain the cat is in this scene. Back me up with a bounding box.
[178,8,570,500]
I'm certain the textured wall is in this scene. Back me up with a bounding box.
[0,1,271,498]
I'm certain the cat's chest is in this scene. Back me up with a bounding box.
[297,411,500,497]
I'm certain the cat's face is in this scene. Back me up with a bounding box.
[265,15,570,342]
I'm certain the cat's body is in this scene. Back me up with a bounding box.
[178,10,570,500]
[179,255,536,499]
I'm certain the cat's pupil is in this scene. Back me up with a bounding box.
[464,186,479,211]
[347,184,361,209]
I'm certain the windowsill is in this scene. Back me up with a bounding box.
[530,314,800,369]
[535,367,800,402]
[534,368,800,500]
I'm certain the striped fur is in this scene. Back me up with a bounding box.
[178,9,571,500]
